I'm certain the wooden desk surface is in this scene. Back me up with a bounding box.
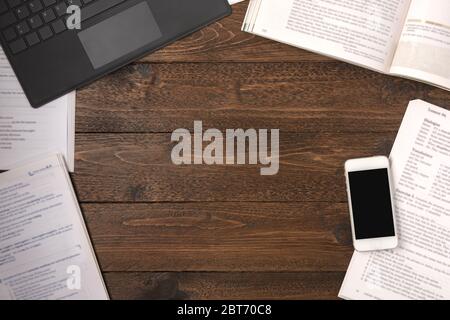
[74,2,450,299]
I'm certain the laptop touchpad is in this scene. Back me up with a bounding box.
[78,2,162,69]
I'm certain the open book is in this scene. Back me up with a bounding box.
[243,0,450,91]
[0,48,75,172]
[339,100,450,300]
[0,154,108,300]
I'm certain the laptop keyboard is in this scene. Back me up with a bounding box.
[1,0,126,55]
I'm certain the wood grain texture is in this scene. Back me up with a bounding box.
[76,62,450,133]
[72,132,395,202]
[103,272,345,300]
[138,2,331,63]
[70,1,450,299]
[81,203,352,272]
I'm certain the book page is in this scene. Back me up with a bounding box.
[391,0,450,90]
[0,155,108,300]
[247,0,411,72]
[339,100,450,300]
[0,48,75,172]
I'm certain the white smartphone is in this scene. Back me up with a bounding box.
[345,156,398,252]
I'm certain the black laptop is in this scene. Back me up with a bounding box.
[0,0,231,108]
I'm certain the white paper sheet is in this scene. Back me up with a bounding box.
[243,0,411,73]
[0,48,75,172]
[0,154,108,300]
[391,0,450,91]
[339,100,450,300]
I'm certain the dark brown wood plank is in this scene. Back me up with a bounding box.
[104,272,344,300]
[82,203,352,272]
[138,2,330,63]
[72,132,395,202]
[76,62,450,133]
[68,1,450,300]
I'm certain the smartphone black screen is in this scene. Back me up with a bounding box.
[348,168,396,240]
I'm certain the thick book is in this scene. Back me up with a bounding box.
[0,154,108,300]
[243,0,450,91]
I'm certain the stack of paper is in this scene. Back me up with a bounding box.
[0,154,108,300]
[0,49,101,300]
[0,49,75,172]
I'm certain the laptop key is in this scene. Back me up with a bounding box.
[51,19,66,34]
[38,25,53,40]
[9,38,27,54]
[0,2,8,14]
[16,5,30,20]
[7,0,22,8]
[42,8,56,23]
[29,0,44,14]
[3,27,17,42]
[0,12,18,29]
[29,15,44,29]
[43,0,57,6]
[54,2,68,17]
[26,32,40,46]
[16,21,30,36]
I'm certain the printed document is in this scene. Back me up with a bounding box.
[0,154,108,300]
[0,48,75,171]
[339,100,450,300]
[243,0,450,91]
